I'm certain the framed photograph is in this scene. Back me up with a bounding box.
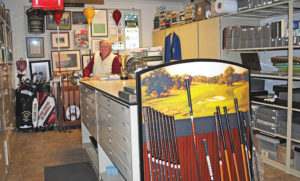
[91,39,103,53]
[91,9,108,37]
[50,32,70,48]
[46,11,71,30]
[72,12,87,24]
[26,37,44,58]
[51,50,81,72]
[81,54,92,73]
[29,60,52,82]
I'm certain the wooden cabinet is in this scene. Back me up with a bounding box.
[152,17,221,61]
[198,17,220,59]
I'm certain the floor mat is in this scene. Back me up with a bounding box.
[44,161,98,181]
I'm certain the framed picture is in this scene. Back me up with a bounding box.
[29,60,52,82]
[91,9,108,37]
[81,54,92,73]
[26,37,44,58]
[74,29,88,48]
[91,39,103,53]
[72,12,87,24]
[50,32,70,48]
[51,50,81,72]
[46,11,71,30]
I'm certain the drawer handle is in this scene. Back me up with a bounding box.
[109,150,113,155]
[108,125,112,131]
[107,99,111,107]
[109,138,112,144]
[121,106,125,111]
[108,113,111,119]
[123,152,127,157]
[122,122,126,127]
[122,136,126,142]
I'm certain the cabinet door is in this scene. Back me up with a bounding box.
[152,29,165,48]
[166,23,198,60]
[198,17,220,59]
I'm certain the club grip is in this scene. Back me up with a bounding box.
[185,77,193,115]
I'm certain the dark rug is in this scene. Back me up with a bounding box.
[44,161,98,181]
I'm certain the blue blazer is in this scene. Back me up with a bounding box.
[164,32,182,63]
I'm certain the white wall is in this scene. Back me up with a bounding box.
[3,0,184,87]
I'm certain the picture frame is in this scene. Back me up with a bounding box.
[91,9,108,37]
[50,32,70,48]
[26,37,44,58]
[72,11,87,24]
[81,54,92,73]
[29,60,52,82]
[46,11,71,30]
[51,50,81,72]
[91,38,103,53]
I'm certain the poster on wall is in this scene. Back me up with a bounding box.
[91,9,108,37]
[74,29,88,48]
[137,60,250,181]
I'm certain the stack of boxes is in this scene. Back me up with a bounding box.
[224,19,300,49]
[185,3,194,24]
[238,0,287,12]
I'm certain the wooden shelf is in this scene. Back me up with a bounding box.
[224,46,300,51]
[253,127,287,139]
[251,101,288,109]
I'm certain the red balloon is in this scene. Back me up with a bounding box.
[53,10,63,26]
[112,9,121,26]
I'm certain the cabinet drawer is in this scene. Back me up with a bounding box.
[97,106,131,138]
[82,96,95,107]
[98,129,131,167]
[97,93,130,123]
[98,119,131,152]
[98,137,131,180]
[80,85,95,99]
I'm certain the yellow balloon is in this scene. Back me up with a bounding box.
[83,7,95,25]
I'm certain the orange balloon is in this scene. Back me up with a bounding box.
[83,7,95,25]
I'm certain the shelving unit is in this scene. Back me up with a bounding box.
[221,0,300,177]
[0,2,15,181]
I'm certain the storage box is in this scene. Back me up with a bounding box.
[237,0,250,11]
[240,28,248,48]
[224,26,233,49]
[263,24,271,47]
[247,27,255,48]
[255,27,263,48]
[294,145,300,171]
[233,26,241,49]
[257,106,286,119]
[256,134,280,161]
[255,118,279,133]
[278,143,294,165]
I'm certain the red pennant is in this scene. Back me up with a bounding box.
[16,58,27,72]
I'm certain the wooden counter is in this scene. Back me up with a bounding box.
[80,79,136,104]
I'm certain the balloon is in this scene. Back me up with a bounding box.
[53,10,63,26]
[113,9,121,26]
[83,7,95,25]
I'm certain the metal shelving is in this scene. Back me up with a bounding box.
[221,0,300,177]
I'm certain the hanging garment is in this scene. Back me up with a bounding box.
[164,32,182,63]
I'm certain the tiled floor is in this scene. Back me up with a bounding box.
[5,129,89,181]
[4,128,300,181]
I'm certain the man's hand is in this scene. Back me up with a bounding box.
[80,76,100,81]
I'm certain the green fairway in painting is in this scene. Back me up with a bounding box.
[142,81,249,120]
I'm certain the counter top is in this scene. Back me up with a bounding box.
[80,79,137,105]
